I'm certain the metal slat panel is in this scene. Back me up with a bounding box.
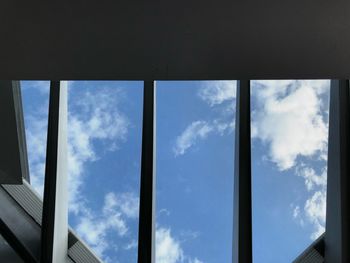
[294,248,324,263]
[293,234,324,262]
[68,242,102,263]
[3,182,42,224]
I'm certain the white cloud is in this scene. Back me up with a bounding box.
[296,166,327,191]
[198,81,236,106]
[251,80,330,239]
[156,228,184,263]
[291,169,327,240]
[304,190,326,240]
[104,192,139,219]
[75,191,139,258]
[293,205,300,219]
[124,239,138,250]
[173,119,236,156]
[251,80,329,170]
[155,227,204,263]
[173,121,214,156]
[67,89,129,213]
[159,208,171,216]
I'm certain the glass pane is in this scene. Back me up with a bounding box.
[21,81,50,196]
[156,81,235,262]
[251,80,330,262]
[67,81,143,262]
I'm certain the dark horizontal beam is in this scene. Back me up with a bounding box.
[0,187,40,262]
[1,1,350,79]
[0,220,36,263]
[0,233,25,263]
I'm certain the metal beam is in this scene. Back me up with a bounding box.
[12,81,30,183]
[138,81,156,263]
[0,233,25,263]
[0,80,27,184]
[0,180,96,263]
[41,81,68,263]
[325,80,350,263]
[0,186,40,262]
[2,0,350,79]
[233,80,252,263]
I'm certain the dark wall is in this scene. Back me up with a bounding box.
[1,0,350,80]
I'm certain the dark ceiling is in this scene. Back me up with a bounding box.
[1,0,350,80]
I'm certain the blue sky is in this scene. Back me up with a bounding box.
[21,80,330,263]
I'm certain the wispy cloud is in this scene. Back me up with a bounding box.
[296,166,327,191]
[67,88,129,213]
[75,191,139,258]
[304,190,327,239]
[173,121,214,156]
[156,227,203,263]
[173,81,236,156]
[124,239,138,250]
[188,258,204,263]
[198,81,236,106]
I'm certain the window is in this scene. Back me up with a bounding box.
[156,81,235,262]
[251,80,330,262]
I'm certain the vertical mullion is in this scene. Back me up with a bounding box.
[233,80,252,263]
[41,81,68,263]
[138,81,156,263]
[325,80,350,263]
[0,81,26,184]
